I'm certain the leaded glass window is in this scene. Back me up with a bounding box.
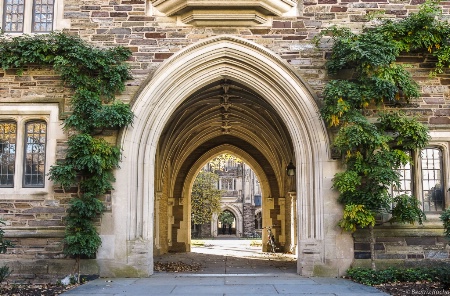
[392,153,412,197]
[3,0,24,32]
[0,121,17,187]
[421,148,444,212]
[33,0,54,32]
[23,121,46,187]
[221,178,234,190]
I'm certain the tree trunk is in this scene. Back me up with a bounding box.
[369,225,376,271]
[77,255,81,283]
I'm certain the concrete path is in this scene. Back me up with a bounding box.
[61,274,388,295]
[62,238,388,295]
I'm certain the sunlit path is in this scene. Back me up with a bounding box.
[154,238,296,274]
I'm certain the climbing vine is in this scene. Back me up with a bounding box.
[314,0,450,269]
[0,32,133,275]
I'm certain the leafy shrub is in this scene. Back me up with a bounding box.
[0,266,11,283]
[0,219,13,283]
[0,32,133,283]
[440,207,450,239]
[428,263,450,288]
[347,266,449,286]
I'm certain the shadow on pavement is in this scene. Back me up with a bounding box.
[154,238,297,274]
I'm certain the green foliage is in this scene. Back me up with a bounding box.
[0,266,11,283]
[347,265,450,287]
[377,0,450,75]
[191,171,223,225]
[315,2,437,236]
[0,219,13,283]
[338,204,375,232]
[0,32,133,263]
[64,220,102,258]
[346,267,433,286]
[378,112,430,150]
[390,194,426,225]
[64,197,105,258]
[315,0,449,128]
[440,207,450,238]
[0,219,13,254]
[218,211,235,225]
[0,32,131,97]
[332,112,427,217]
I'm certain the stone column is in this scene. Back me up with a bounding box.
[243,203,255,236]
[168,197,174,247]
[211,213,218,237]
[277,197,286,249]
[289,191,297,254]
[154,192,162,255]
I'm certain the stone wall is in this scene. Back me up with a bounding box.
[352,223,450,269]
[1,0,450,281]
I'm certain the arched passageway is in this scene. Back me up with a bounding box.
[217,210,236,236]
[106,35,353,278]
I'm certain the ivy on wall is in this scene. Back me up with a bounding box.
[0,32,133,274]
[314,0,449,269]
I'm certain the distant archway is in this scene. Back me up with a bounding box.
[217,209,237,236]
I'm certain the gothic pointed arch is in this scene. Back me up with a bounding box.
[113,35,334,276]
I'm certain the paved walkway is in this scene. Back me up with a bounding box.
[62,238,388,295]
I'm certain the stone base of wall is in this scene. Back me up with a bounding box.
[1,259,99,284]
[352,222,450,268]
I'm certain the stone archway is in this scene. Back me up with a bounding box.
[214,207,240,236]
[103,35,353,278]
[183,145,269,242]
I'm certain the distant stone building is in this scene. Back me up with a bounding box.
[193,155,262,238]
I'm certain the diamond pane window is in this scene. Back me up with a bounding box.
[421,148,444,212]
[33,0,53,32]
[0,122,17,187]
[23,121,46,187]
[3,0,24,32]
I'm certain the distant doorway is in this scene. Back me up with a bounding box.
[218,210,236,235]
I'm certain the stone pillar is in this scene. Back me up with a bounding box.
[277,197,286,249]
[168,197,174,247]
[154,192,162,255]
[289,191,297,254]
[299,240,324,277]
[263,196,275,252]
[243,203,255,236]
[125,238,153,277]
[211,213,218,237]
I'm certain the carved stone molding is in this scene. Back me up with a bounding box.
[151,0,296,26]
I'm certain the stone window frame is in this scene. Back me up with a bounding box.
[0,0,68,34]
[0,104,62,197]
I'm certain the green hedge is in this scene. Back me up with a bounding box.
[346,265,450,287]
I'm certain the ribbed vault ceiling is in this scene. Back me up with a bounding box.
[158,79,295,196]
